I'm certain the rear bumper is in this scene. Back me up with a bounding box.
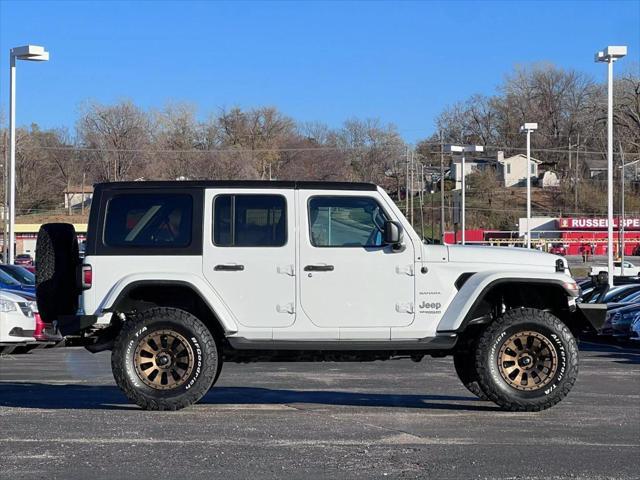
[54,315,98,336]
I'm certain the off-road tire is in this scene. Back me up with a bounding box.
[111,307,219,411]
[454,349,489,400]
[35,223,80,323]
[475,308,578,412]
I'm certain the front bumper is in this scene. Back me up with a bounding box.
[573,303,608,331]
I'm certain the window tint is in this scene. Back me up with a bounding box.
[213,195,286,247]
[0,268,21,286]
[308,196,388,247]
[104,194,193,248]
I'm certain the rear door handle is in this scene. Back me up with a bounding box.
[304,265,334,272]
[214,264,245,271]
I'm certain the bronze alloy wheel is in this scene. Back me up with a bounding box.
[133,329,195,390]
[497,331,558,391]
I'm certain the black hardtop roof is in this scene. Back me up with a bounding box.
[95,180,378,191]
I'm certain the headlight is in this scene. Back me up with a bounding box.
[631,316,640,339]
[611,311,640,336]
[17,302,35,317]
[0,299,17,313]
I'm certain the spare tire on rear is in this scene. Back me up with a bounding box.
[36,223,81,323]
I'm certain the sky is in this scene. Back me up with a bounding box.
[1,0,639,142]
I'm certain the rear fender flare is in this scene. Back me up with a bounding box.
[99,273,238,335]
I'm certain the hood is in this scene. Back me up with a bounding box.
[447,244,564,268]
[0,289,34,302]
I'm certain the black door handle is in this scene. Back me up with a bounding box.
[214,264,245,271]
[304,265,334,272]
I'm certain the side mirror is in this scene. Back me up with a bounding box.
[594,271,608,286]
[383,221,403,246]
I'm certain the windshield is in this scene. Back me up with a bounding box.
[0,268,21,286]
[0,265,35,285]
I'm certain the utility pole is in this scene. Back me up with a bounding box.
[619,142,625,275]
[420,163,425,206]
[440,134,445,243]
[410,149,415,227]
[430,189,435,241]
[67,178,72,216]
[405,146,409,216]
[81,172,86,216]
[419,166,425,240]
[575,134,580,212]
[568,137,572,182]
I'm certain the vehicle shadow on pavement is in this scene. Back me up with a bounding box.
[579,341,640,365]
[203,387,501,411]
[0,382,499,411]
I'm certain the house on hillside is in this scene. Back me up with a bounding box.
[63,185,93,210]
[450,158,497,189]
[449,151,541,189]
[584,158,608,179]
[497,152,541,187]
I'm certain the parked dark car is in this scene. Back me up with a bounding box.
[0,268,35,295]
[580,283,640,304]
[600,303,640,337]
[0,264,35,286]
[630,314,640,341]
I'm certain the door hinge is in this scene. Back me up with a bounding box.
[395,302,414,314]
[277,264,295,276]
[276,302,295,314]
[395,264,414,276]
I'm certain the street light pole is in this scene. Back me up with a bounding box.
[596,45,627,288]
[8,45,49,264]
[444,144,483,246]
[461,150,466,245]
[440,134,445,243]
[520,123,538,249]
[619,157,639,277]
[9,54,16,264]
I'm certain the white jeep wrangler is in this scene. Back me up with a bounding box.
[36,180,588,412]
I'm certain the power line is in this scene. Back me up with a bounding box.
[14,142,640,157]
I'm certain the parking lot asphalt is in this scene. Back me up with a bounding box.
[0,342,638,480]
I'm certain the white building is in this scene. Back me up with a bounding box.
[450,158,495,190]
[63,185,93,210]
[498,152,540,187]
[449,151,542,189]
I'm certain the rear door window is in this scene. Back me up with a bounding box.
[213,194,286,247]
[104,194,193,248]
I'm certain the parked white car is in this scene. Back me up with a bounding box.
[0,290,37,353]
[589,261,640,278]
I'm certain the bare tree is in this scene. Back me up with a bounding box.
[77,100,151,181]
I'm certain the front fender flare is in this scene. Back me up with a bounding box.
[436,271,576,333]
